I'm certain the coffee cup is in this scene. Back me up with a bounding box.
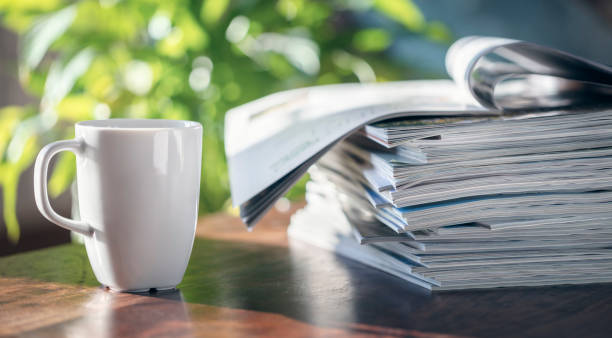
[34,119,202,292]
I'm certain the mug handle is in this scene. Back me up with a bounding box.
[34,139,92,236]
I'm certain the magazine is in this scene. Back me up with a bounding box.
[225,36,612,227]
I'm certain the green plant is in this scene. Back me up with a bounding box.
[0,0,450,242]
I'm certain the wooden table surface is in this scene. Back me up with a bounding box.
[1,202,612,337]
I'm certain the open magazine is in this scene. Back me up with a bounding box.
[225,36,612,228]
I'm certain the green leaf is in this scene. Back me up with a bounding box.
[200,0,230,26]
[373,0,425,32]
[1,164,21,243]
[48,151,75,198]
[285,172,309,200]
[0,107,22,161]
[56,95,96,121]
[1,135,37,243]
[42,48,95,114]
[332,50,376,82]
[0,0,63,12]
[276,0,304,20]
[20,4,76,70]
[71,1,142,43]
[177,10,209,50]
[353,28,391,52]
[425,21,453,43]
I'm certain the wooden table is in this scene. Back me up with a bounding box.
[1,202,612,337]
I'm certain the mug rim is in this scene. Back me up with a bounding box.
[76,119,201,130]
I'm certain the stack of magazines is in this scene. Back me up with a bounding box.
[225,36,612,290]
[289,110,612,290]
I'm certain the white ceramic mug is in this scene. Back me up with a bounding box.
[34,119,203,292]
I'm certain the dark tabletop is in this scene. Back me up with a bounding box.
[1,202,611,337]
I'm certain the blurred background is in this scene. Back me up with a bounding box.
[0,0,611,254]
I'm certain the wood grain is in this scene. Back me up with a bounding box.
[1,202,611,337]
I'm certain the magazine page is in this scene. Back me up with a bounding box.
[226,80,486,209]
[447,36,612,111]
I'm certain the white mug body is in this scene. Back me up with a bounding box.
[36,119,202,292]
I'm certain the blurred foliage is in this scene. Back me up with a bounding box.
[0,0,451,242]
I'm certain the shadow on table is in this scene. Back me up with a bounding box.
[2,237,612,337]
[181,237,612,337]
[181,237,434,330]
